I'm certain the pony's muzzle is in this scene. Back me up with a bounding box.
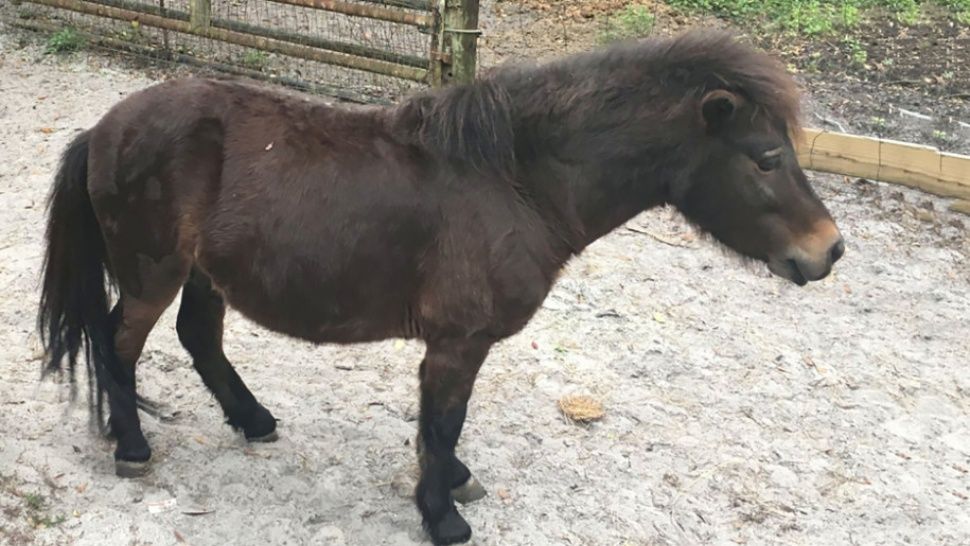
[769,221,844,286]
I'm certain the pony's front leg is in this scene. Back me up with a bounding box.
[416,432,488,506]
[414,335,491,545]
[450,457,487,504]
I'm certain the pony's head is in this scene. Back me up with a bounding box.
[677,88,844,285]
[645,32,844,285]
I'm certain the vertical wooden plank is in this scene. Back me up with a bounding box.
[427,0,446,87]
[190,0,211,32]
[941,153,970,189]
[443,0,478,84]
[878,138,941,182]
[875,139,970,199]
[800,129,881,180]
[795,127,822,165]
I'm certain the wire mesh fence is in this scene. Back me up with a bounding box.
[6,0,440,103]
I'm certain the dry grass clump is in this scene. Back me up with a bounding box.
[558,395,605,423]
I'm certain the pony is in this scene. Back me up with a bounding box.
[38,29,843,545]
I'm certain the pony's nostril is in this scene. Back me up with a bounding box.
[829,238,846,264]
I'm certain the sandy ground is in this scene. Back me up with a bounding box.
[2,32,970,546]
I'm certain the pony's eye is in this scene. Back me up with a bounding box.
[755,151,782,173]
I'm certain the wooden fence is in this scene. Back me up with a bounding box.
[15,0,480,100]
[797,128,970,215]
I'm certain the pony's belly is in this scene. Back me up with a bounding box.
[199,261,409,345]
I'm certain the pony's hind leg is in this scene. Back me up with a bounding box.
[110,293,179,477]
[176,268,277,441]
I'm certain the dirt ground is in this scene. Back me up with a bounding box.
[2,13,970,546]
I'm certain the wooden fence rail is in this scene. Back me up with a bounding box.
[26,0,430,81]
[81,0,428,68]
[797,128,970,215]
[264,0,434,28]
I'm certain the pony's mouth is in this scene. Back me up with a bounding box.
[784,258,808,286]
[767,257,808,286]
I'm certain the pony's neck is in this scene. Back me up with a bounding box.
[509,75,689,255]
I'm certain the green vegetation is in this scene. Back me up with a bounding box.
[599,4,656,43]
[886,0,921,24]
[241,50,270,70]
[938,0,970,22]
[17,5,39,20]
[843,36,868,66]
[22,491,65,528]
[29,512,67,529]
[22,493,45,512]
[1,476,67,531]
[664,0,854,34]
[45,27,84,54]
[664,1,967,35]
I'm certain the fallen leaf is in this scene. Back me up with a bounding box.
[174,529,186,543]
[39,127,54,134]
[496,488,510,501]
[652,312,666,324]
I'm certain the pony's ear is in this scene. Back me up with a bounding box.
[700,90,739,132]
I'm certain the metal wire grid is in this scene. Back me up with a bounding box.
[8,0,434,103]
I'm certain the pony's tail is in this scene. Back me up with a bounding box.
[38,130,115,428]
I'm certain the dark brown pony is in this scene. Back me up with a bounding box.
[38,29,843,545]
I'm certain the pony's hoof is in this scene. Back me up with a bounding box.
[246,430,279,443]
[237,404,277,442]
[115,459,150,478]
[451,475,486,505]
[426,507,472,545]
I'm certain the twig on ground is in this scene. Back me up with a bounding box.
[814,113,846,133]
[624,226,696,248]
[881,79,922,87]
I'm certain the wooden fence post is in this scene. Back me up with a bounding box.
[189,0,211,32]
[438,0,478,85]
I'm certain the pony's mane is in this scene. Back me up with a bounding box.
[621,28,803,137]
[391,77,515,177]
[392,29,801,176]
